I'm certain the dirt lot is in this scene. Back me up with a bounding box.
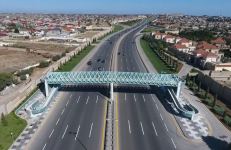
[77,31,100,38]
[0,47,46,73]
[13,42,76,55]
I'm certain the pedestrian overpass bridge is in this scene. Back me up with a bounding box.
[43,71,182,99]
[35,71,196,119]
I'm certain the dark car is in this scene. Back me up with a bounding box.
[97,58,101,62]
[101,60,105,63]
[87,61,92,65]
[118,52,120,55]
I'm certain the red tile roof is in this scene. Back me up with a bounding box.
[197,41,218,50]
[211,37,226,44]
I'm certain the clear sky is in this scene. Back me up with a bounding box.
[0,0,231,16]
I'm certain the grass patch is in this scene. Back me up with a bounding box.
[140,39,172,73]
[120,19,141,26]
[97,25,124,41]
[0,113,27,150]
[57,45,95,72]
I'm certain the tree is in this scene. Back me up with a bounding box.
[1,113,8,126]
[14,28,19,33]
[198,81,201,92]
[205,87,210,99]
[213,94,218,107]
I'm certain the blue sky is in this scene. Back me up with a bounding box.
[0,0,231,16]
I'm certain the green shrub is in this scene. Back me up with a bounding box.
[213,105,225,116]
[0,73,14,91]
[20,75,27,81]
[52,55,61,61]
[17,68,33,76]
[224,115,231,126]
[39,61,49,68]
[1,113,8,126]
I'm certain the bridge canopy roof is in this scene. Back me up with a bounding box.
[44,71,180,87]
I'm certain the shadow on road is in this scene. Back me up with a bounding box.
[201,136,230,150]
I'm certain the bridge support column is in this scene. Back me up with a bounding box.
[110,83,114,101]
[176,81,182,100]
[45,79,49,97]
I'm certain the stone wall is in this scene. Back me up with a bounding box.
[197,70,231,105]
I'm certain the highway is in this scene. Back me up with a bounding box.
[27,25,136,150]
[116,25,177,150]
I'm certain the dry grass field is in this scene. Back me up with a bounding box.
[0,47,46,73]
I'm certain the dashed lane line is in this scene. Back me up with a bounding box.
[66,99,69,107]
[89,122,94,138]
[49,129,54,139]
[128,120,131,134]
[61,124,68,139]
[77,96,80,104]
[160,113,163,121]
[42,143,46,150]
[61,108,65,115]
[171,138,177,149]
[96,95,98,103]
[164,123,169,132]
[86,96,89,104]
[152,121,158,136]
[142,95,146,102]
[155,104,159,110]
[140,122,144,135]
[133,94,137,102]
[56,118,60,126]
[75,125,80,141]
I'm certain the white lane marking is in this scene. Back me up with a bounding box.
[86,96,89,104]
[75,125,80,141]
[133,94,136,102]
[96,95,98,103]
[164,123,169,132]
[77,96,80,104]
[49,129,54,138]
[160,113,163,121]
[70,94,72,98]
[42,143,46,150]
[155,104,159,110]
[151,94,156,103]
[56,118,60,126]
[128,120,131,134]
[66,99,69,107]
[140,122,144,135]
[61,108,65,115]
[89,122,94,138]
[125,93,126,102]
[142,95,146,102]
[171,138,177,149]
[62,124,68,139]
[152,121,158,136]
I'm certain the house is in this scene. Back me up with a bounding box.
[172,44,190,53]
[211,37,227,49]
[177,38,193,47]
[193,49,220,63]
[163,35,175,43]
[197,41,220,54]
[153,32,166,40]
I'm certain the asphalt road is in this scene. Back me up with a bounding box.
[116,25,178,150]
[27,24,143,150]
